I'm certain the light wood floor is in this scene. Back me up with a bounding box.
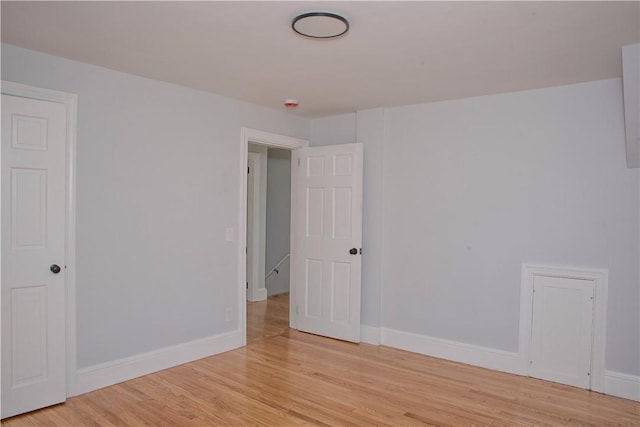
[3,293,639,426]
[246,292,289,344]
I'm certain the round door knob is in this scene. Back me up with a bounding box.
[50,264,61,274]
[349,248,358,255]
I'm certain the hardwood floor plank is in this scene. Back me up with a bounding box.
[3,293,639,426]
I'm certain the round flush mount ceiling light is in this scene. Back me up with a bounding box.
[292,12,349,39]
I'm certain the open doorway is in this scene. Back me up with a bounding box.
[238,128,308,346]
[246,144,292,342]
[239,129,364,346]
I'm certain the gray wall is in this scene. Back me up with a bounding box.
[311,79,639,376]
[2,44,309,368]
[310,113,357,146]
[382,79,638,376]
[4,43,638,379]
[265,148,291,296]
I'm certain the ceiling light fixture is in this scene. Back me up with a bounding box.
[284,99,299,109]
[292,12,349,39]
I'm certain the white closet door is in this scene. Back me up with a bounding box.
[1,94,68,418]
[529,275,594,389]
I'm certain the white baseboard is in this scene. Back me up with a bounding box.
[360,325,381,345]
[381,328,520,375]
[604,371,640,401]
[248,287,268,302]
[380,328,640,401]
[72,329,242,396]
[70,325,639,403]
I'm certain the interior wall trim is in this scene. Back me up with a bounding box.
[604,370,640,402]
[72,330,242,396]
[381,328,521,375]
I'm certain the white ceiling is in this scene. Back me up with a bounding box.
[2,1,639,118]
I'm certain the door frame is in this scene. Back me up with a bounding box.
[518,264,607,392]
[246,149,267,302]
[1,81,78,396]
[238,128,307,346]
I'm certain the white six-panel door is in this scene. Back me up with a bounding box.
[293,143,363,343]
[1,94,67,418]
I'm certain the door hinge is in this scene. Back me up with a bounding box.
[246,281,248,289]
[298,157,301,166]
[248,166,250,174]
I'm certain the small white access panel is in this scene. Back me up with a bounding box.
[529,275,594,389]
[2,94,67,418]
[293,143,363,343]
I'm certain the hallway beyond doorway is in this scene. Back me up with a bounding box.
[247,293,289,343]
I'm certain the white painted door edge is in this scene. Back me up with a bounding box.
[246,151,267,302]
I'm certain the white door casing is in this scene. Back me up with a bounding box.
[239,128,307,346]
[529,276,595,389]
[1,94,67,418]
[293,143,363,343]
